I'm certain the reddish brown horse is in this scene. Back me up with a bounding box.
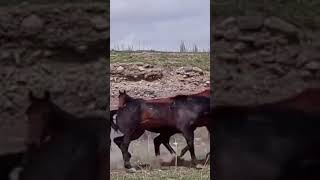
[113,90,210,171]
[118,89,210,108]
[213,105,320,180]
[212,88,320,180]
[264,88,320,113]
[115,89,210,158]
[22,91,108,180]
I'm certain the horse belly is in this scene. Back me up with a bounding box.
[140,118,166,130]
[140,110,171,130]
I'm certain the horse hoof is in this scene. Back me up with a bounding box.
[195,164,203,169]
[126,168,137,173]
[9,166,23,180]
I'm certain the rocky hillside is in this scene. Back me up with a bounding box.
[0,3,108,153]
[110,52,210,110]
[212,16,320,105]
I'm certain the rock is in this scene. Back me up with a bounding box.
[21,14,43,34]
[305,61,320,71]
[296,53,309,67]
[135,62,144,66]
[242,53,257,62]
[192,67,204,75]
[254,37,271,48]
[217,53,238,63]
[76,45,88,53]
[224,27,239,41]
[220,17,237,29]
[300,70,312,78]
[143,64,153,68]
[90,16,108,30]
[238,35,255,43]
[268,65,286,77]
[264,17,299,36]
[277,37,289,45]
[287,46,301,59]
[259,50,272,57]
[262,57,275,63]
[138,66,145,71]
[144,71,163,81]
[0,51,11,60]
[43,50,53,57]
[233,42,248,52]
[237,16,263,30]
[275,52,295,65]
[116,66,124,72]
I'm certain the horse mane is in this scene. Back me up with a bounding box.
[124,94,137,102]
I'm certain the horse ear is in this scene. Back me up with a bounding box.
[124,90,126,94]
[119,90,122,94]
[29,91,34,100]
[44,90,50,100]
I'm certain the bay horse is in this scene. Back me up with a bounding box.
[114,90,210,171]
[21,90,109,180]
[115,89,211,158]
[212,88,320,180]
[264,88,320,113]
[212,104,320,180]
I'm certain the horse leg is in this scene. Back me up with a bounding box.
[154,133,176,156]
[179,145,189,158]
[114,136,131,159]
[154,135,163,156]
[180,126,210,158]
[162,134,176,155]
[115,135,133,170]
[114,129,144,172]
[114,136,133,169]
[181,128,199,168]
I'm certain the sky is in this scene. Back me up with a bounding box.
[110,0,210,52]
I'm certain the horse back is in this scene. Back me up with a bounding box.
[194,89,210,97]
[270,88,320,113]
[139,102,176,129]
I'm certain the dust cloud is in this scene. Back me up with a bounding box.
[110,127,210,170]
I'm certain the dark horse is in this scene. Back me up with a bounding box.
[113,90,210,171]
[213,104,320,180]
[115,89,211,158]
[20,91,109,180]
[212,88,320,180]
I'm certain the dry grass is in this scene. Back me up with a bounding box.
[110,51,210,71]
[110,166,210,180]
[110,129,210,180]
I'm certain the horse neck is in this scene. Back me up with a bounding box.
[125,95,135,103]
[49,103,77,128]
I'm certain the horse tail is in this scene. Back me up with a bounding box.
[110,110,119,132]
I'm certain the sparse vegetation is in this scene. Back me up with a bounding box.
[110,166,210,180]
[110,51,210,71]
[111,40,209,53]
[179,41,187,53]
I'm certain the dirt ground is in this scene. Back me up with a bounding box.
[110,51,210,178]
